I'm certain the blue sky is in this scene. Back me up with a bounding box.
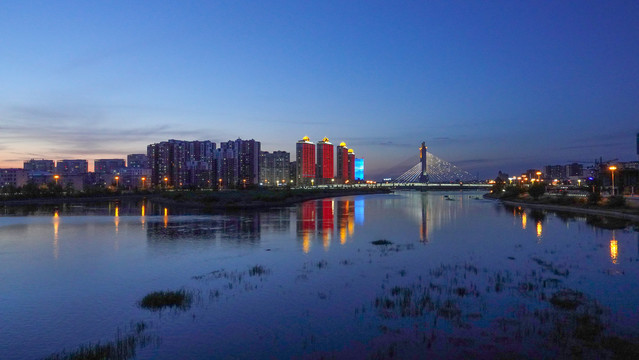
[1,1,638,179]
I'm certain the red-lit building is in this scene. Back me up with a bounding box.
[336,142,349,183]
[347,149,355,182]
[316,137,334,184]
[296,136,315,186]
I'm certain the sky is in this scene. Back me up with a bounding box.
[1,0,638,179]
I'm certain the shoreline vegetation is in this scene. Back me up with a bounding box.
[484,188,639,223]
[0,187,392,210]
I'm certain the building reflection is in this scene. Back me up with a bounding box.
[146,212,261,244]
[610,230,618,264]
[297,199,358,253]
[52,210,59,259]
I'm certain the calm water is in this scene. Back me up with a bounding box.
[1,191,638,359]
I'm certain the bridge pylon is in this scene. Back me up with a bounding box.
[419,141,428,183]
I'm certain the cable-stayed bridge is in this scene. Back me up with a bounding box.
[394,152,478,183]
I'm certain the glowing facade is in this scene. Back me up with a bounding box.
[296,136,315,186]
[354,158,364,180]
[316,137,334,184]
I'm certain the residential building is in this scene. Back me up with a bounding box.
[127,154,149,169]
[0,168,28,188]
[296,136,315,186]
[56,160,88,175]
[94,159,126,174]
[336,142,349,183]
[354,158,364,180]
[260,151,290,186]
[316,137,334,185]
[23,159,55,172]
[347,149,355,182]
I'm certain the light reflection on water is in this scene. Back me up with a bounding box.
[0,191,638,359]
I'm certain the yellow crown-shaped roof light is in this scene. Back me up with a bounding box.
[348,149,354,154]
[339,142,346,147]
[302,136,310,142]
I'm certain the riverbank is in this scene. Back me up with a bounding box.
[0,187,392,210]
[152,187,392,210]
[484,193,639,222]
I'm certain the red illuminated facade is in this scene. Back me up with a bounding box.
[316,137,334,184]
[296,136,315,186]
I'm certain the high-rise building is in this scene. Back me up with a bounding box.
[94,159,126,174]
[336,142,349,183]
[296,136,315,186]
[147,139,216,188]
[316,137,334,184]
[235,138,260,186]
[56,160,88,175]
[23,159,55,172]
[544,165,566,180]
[354,158,364,180]
[347,149,355,182]
[127,154,149,169]
[260,151,290,186]
[0,168,28,187]
[636,132,639,159]
[565,163,583,178]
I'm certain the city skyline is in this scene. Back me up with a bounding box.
[1,1,638,178]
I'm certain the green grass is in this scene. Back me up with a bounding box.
[139,289,192,311]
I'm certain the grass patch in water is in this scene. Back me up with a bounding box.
[371,239,393,246]
[248,265,269,276]
[139,289,192,311]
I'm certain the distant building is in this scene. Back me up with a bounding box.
[94,159,126,174]
[316,137,334,184]
[419,142,428,183]
[260,151,290,186]
[336,142,349,183]
[56,160,88,175]
[565,163,583,178]
[23,159,55,172]
[296,136,315,186]
[354,158,364,180]
[147,139,216,188]
[347,149,355,182]
[636,132,639,159]
[235,138,261,186]
[544,165,566,180]
[0,168,28,188]
[127,154,149,169]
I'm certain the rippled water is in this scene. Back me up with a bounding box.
[1,191,638,359]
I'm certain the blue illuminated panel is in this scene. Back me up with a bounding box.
[354,158,364,180]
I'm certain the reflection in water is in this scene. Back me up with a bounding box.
[298,199,357,252]
[52,211,59,259]
[140,204,146,228]
[114,206,120,235]
[163,208,168,228]
[420,194,428,242]
[536,221,543,239]
[610,230,618,264]
[147,213,261,244]
[522,211,527,230]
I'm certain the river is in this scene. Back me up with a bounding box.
[1,191,638,359]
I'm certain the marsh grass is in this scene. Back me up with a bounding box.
[371,239,393,246]
[139,289,192,311]
[43,322,152,360]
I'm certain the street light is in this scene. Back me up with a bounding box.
[53,175,60,185]
[164,177,169,188]
[141,177,146,189]
[218,178,223,190]
[536,171,542,182]
[114,176,119,188]
[609,165,617,196]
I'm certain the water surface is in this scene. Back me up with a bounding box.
[1,191,638,359]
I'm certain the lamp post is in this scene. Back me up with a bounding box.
[114,176,119,188]
[164,176,169,189]
[609,165,617,196]
[53,175,60,186]
[218,178,222,190]
[536,171,542,182]
[141,177,146,189]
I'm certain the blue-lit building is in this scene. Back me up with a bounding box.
[354,158,364,181]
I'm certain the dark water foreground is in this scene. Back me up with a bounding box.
[1,191,638,359]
